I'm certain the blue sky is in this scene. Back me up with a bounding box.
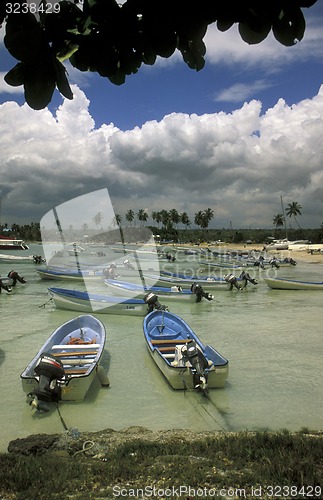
[1,1,323,229]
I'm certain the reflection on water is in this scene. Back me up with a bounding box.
[0,244,322,452]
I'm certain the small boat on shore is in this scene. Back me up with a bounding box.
[264,277,323,290]
[21,315,108,411]
[48,287,152,315]
[143,310,229,391]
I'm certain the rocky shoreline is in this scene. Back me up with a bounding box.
[1,427,322,499]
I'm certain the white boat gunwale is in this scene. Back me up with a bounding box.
[21,315,107,404]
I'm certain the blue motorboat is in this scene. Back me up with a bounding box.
[143,310,229,392]
[21,315,108,411]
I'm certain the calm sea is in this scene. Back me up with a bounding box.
[0,244,322,452]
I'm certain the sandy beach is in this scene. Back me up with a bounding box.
[217,243,323,264]
[165,242,323,265]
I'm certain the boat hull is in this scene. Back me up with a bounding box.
[264,277,323,290]
[48,287,149,315]
[105,279,195,302]
[143,273,231,291]
[21,315,106,402]
[36,268,103,281]
[148,349,228,390]
[143,310,229,390]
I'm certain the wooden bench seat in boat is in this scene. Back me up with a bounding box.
[157,346,182,353]
[63,367,89,375]
[51,350,98,358]
[151,339,190,345]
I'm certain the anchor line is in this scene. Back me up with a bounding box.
[180,375,227,432]
[55,402,68,431]
[38,297,53,308]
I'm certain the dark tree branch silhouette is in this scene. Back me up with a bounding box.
[1,0,318,110]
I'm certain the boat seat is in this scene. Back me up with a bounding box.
[64,367,89,375]
[151,339,190,345]
[51,344,100,349]
[59,359,93,365]
[51,350,98,357]
[157,346,179,353]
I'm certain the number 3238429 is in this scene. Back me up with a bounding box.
[5,1,84,15]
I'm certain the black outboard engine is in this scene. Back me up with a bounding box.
[28,353,65,412]
[239,271,258,287]
[190,283,214,302]
[144,292,168,313]
[223,274,242,290]
[181,340,209,392]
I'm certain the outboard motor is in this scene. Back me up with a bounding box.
[239,271,258,287]
[223,274,242,290]
[190,283,214,302]
[181,340,209,392]
[144,292,168,313]
[28,353,65,412]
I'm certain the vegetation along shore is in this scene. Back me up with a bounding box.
[0,427,322,499]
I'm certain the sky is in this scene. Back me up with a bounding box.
[1,1,323,230]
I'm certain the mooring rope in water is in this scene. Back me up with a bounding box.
[38,297,53,308]
[55,402,68,431]
[180,375,227,432]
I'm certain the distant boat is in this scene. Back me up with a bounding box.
[199,260,247,270]
[265,239,309,251]
[36,267,103,282]
[143,272,231,291]
[0,253,33,262]
[21,315,108,411]
[264,277,323,290]
[104,278,214,303]
[143,310,229,391]
[0,236,29,250]
[48,287,151,315]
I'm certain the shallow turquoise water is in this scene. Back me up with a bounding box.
[0,244,322,452]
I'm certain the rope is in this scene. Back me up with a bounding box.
[38,297,53,308]
[180,374,227,432]
[55,402,68,431]
[73,441,95,456]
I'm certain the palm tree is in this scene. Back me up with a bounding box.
[111,214,122,228]
[285,201,303,230]
[137,209,148,226]
[125,209,135,226]
[160,210,171,228]
[194,211,204,229]
[169,208,180,228]
[180,212,191,229]
[194,209,213,230]
[204,207,214,227]
[273,214,284,229]
[151,211,161,227]
[93,212,103,229]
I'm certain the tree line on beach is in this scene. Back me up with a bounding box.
[1,202,323,244]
